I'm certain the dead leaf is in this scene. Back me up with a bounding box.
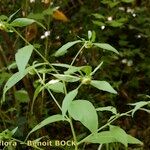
[53,10,69,22]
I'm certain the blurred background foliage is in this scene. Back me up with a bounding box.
[0,0,150,149]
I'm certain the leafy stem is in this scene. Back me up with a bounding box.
[77,110,133,145]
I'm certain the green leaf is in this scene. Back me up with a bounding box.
[28,13,45,20]
[92,14,104,19]
[85,125,143,147]
[28,114,66,136]
[2,71,28,103]
[81,66,92,76]
[52,74,80,82]
[94,43,119,54]
[110,125,128,147]
[62,89,78,117]
[15,45,33,74]
[31,85,43,114]
[121,0,134,3]
[96,106,117,115]
[92,20,105,26]
[43,7,56,15]
[90,80,117,94]
[108,21,124,27]
[0,129,13,140]
[129,101,149,116]
[64,66,83,75]
[85,131,116,144]
[0,72,11,85]
[7,9,20,22]
[68,100,98,132]
[127,135,143,145]
[15,90,30,103]
[11,18,35,27]
[52,63,71,68]
[0,15,8,21]
[46,80,64,93]
[64,66,92,75]
[52,64,92,75]
[11,127,18,135]
[54,40,81,57]
[10,18,45,28]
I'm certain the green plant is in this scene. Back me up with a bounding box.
[0,11,146,150]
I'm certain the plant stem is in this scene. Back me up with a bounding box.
[63,81,78,150]
[69,115,78,150]
[71,44,85,66]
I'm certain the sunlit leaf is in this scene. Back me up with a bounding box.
[15,45,33,74]
[68,100,98,132]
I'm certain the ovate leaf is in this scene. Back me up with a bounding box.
[94,43,119,54]
[90,80,117,94]
[28,114,66,136]
[110,125,128,147]
[10,18,45,28]
[54,40,81,57]
[15,45,33,74]
[11,18,35,27]
[68,100,98,132]
[62,89,78,117]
